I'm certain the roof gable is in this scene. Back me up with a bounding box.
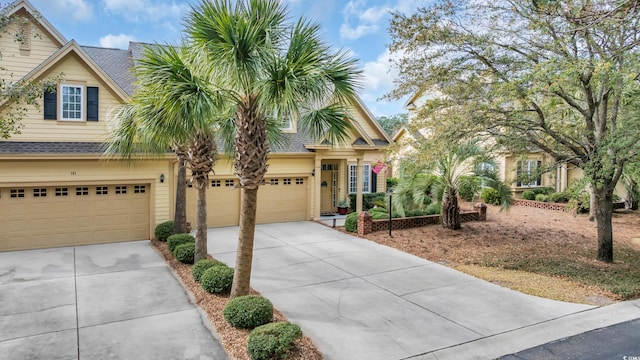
[2,0,67,47]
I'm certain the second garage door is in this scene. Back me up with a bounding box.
[186,177,308,227]
[0,184,150,252]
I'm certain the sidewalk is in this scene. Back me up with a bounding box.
[206,221,640,360]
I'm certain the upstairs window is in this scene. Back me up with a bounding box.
[61,85,83,121]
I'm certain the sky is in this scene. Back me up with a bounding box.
[28,0,425,118]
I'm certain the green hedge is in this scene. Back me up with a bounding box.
[247,322,303,360]
[167,233,195,253]
[201,265,234,295]
[192,259,226,282]
[223,295,273,329]
[154,221,174,242]
[173,243,195,264]
[344,212,358,232]
[348,192,388,211]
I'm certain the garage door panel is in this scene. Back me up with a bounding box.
[185,180,240,227]
[256,177,307,224]
[0,184,151,252]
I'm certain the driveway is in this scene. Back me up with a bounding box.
[0,241,228,360]
[207,221,640,360]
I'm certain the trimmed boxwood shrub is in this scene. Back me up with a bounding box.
[344,212,358,232]
[549,191,569,203]
[247,322,303,360]
[535,194,549,202]
[406,209,428,217]
[167,233,195,253]
[201,265,234,294]
[481,188,501,205]
[223,295,273,329]
[192,259,226,282]
[154,221,174,242]
[173,243,195,264]
[521,190,536,200]
[371,212,389,220]
[425,202,441,215]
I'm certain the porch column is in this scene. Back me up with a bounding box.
[356,158,363,213]
[313,157,322,220]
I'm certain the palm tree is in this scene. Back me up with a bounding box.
[186,0,360,297]
[106,44,227,262]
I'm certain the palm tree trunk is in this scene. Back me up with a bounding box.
[173,154,189,234]
[194,176,208,262]
[442,190,461,230]
[230,187,258,297]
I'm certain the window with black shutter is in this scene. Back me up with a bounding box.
[87,86,99,121]
[43,90,57,120]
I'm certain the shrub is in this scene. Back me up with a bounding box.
[349,192,388,211]
[371,212,389,220]
[223,295,274,329]
[173,243,195,264]
[386,177,399,189]
[167,233,195,253]
[192,259,226,282]
[154,221,174,242]
[521,190,536,200]
[369,206,387,214]
[344,212,358,232]
[481,188,502,205]
[425,202,441,215]
[549,191,569,203]
[535,194,549,202]
[458,176,480,202]
[247,322,303,360]
[405,209,427,217]
[201,265,234,294]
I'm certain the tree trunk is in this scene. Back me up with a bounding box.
[173,155,189,234]
[441,189,461,230]
[230,187,258,298]
[194,177,208,262]
[588,187,597,221]
[595,186,614,263]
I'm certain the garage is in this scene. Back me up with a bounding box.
[185,177,308,228]
[0,183,150,252]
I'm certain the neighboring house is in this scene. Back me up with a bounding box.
[0,0,392,252]
[397,89,627,198]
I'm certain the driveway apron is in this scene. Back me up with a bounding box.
[207,221,596,360]
[0,241,228,360]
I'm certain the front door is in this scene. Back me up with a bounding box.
[320,163,338,214]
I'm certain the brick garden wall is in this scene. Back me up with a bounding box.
[358,203,487,235]
[512,199,568,211]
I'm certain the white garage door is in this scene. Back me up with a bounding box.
[0,184,150,252]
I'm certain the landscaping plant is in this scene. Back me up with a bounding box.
[223,295,273,329]
[247,322,303,360]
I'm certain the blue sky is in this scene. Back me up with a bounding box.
[29,0,424,118]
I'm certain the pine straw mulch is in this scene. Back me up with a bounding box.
[342,204,640,306]
[151,239,323,360]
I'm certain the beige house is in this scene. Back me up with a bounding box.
[0,0,391,251]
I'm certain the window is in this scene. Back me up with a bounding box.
[517,160,542,187]
[55,187,68,196]
[115,186,127,194]
[44,85,98,121]
[61,85,83,121]
[211,180,221,187]
[76,187,89,196]
[348,164,372,194]
[134,185,146,194]
[269,178,279,185]
[33,188,47,197]
[10,189,25,198]
[295,178,304,185]
[283,178,292,185]
[225,179,235,187]
[96,186,108,195]
[280,115,292,130]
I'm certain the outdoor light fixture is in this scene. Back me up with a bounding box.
[387,188,393,237]
[311,169,315,176]
[160,174,165,183]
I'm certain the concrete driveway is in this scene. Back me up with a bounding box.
[0,241,228,360]
[207,221,640,360]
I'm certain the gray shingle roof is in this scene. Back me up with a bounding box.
[81,46,135,96]
[0,142,106,154]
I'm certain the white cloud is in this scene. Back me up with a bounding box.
[362,48,396,91]
[43,0,94,22]
[99,33,136,49]
[339,23,379,40]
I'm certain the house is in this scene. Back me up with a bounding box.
[0,0,392,252]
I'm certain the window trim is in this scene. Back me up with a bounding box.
[517,160,542,187]
[348,163,372,194]
[60,84,84,121]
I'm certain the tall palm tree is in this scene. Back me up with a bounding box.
[106,44,227,262]
[186,0,361,297]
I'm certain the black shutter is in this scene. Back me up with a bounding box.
[536,160,542,186]
[86,87,99,121]
[516,161,522,187]
[43,90,56,120]
[371,170,377,193]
